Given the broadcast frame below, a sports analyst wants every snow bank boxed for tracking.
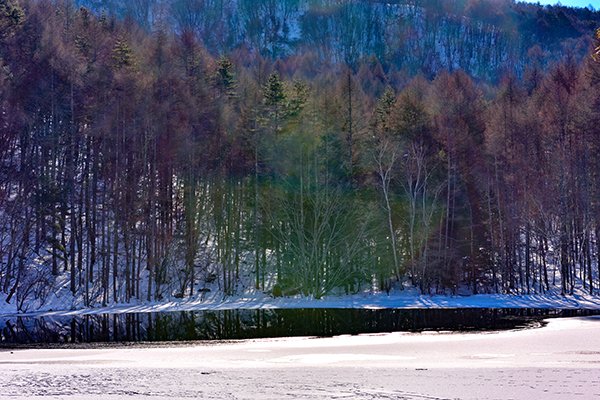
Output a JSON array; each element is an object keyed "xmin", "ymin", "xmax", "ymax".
[{"xmin": 3, "ymin": 286, "xmax": 600, "ymax": 318}]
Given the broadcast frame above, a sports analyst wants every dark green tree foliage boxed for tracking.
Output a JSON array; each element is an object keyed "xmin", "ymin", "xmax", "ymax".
[
  {"xmin": 0, "ymin": 0, "xmax": 24, "ymax": 38},
  {"xmin": 215, "ymin": 55, "xmax": 236, "ymax": 97},
  {"xmin": 112, "ymin": 37, "xmax": 134, "ymax": 69},
  {"xmin": 263, "ymin": 72, "xmax": 285, "ymax": 107},
  {"xmin": 2, "ymin": 0, "xmax": 600, "ymax": 311}
]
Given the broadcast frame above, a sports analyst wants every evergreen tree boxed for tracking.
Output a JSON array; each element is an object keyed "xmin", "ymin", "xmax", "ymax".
[{"xmin": 215, "ymin": 55, "xmax": 237, "ymax": 97}]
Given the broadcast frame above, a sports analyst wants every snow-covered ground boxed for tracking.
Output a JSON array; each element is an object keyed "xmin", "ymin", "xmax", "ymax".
[
  {"xmin": 2, "ymin": 286, "xmax": 600, "ymax": 318},
  {"xmin": 1, "ymin": 316, "xmax": 599, "ymax": 399}
]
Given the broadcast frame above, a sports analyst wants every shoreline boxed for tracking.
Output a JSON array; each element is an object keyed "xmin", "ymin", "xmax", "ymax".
[{"xmin": 3, "ymin": 290, "xmax": 600, "ymax": 318}]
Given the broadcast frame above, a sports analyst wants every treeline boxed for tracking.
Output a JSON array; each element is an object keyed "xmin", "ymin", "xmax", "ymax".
[
  {"xmin": 1, "ymin": 0, "xmax": 600, "ymax": 310},
  {"xmin": 73, "ymin": 0, "xmax": 600, "ymax": 81}
]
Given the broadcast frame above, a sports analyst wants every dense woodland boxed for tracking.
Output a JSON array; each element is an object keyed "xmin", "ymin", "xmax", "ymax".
[
  {"xmin": 75, "ymin": 0, "xmax": 600, "ymax": 80},
  {"xmin": 1, "ymin": 0, "xmax": 600, "ymax": 310}
]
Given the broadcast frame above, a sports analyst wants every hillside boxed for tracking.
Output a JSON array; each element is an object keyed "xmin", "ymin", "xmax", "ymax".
[{"xmin": 74, "ymin": 0, "xmax": 600, "ymax": 80}]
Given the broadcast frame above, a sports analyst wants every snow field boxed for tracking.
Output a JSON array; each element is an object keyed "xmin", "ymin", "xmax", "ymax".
[{"xmin": 1, "ymin": 316, "xmax": 599, "ymax": 399}]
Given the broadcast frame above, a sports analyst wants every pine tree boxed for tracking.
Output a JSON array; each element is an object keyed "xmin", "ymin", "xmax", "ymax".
[
  {"xmin": 374, "ymin": 86, "xmax": 396, "ymax": 137},
  {"xmin": 0, "ymin": 0, "xmax": 24, "ymax": 39},
  {"xmin": 112, "ymin": 37, "xmax": 135, "ymax": 70},
  {"xmin": 262, "ymin": 72, "xmax": 286, "ymax": 136},
  {"xmin": 215, "ymin": 55, "xmax": 237, "ymax": 97},
  {"xmin": 263, "ymin": 72, "xmax": 285, "ymax": 107}
]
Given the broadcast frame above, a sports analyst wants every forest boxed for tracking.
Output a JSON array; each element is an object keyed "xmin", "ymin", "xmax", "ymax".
[{"xmin": 1, "ymin": 0, "xmax": 600, "ymax": 311}]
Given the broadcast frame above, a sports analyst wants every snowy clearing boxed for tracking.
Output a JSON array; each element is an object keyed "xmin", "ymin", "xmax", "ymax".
[{"xmin": 1, "ymin": 316, "xmax": 600, "ymax": 399}]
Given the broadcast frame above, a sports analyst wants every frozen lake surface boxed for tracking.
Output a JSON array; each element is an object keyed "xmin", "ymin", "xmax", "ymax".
[{"xmin": 1, "ymin": 316, "xmax": 599, "ymax": 399}]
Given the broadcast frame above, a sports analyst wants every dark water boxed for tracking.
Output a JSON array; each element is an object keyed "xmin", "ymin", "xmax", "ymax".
[{"xmin": 1, "ymin": 308, "xmax": 599, "ymax": 347}]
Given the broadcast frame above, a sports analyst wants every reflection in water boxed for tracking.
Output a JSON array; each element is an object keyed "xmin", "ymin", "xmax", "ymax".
[{"xmin": 1, "ymin": 308, "xmax": 598, "ymax": 346}]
